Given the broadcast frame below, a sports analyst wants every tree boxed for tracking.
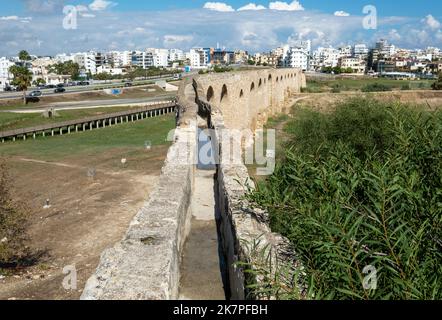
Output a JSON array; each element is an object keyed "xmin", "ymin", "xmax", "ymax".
[
  {"xmin": 48, "ymin": 61, "xmax": 80, "ymax": 80},
  {"xmin": 18, "ymin": 50, "xmax": 31, "ymax": 62},
  {"xmin": 432, "ymin": 73, "xmax": 442, "ymax": 90},
  {"xmin": 9, "ymin": 65, "xmax": 33, "ymax": 104},
  {"xmin": 33, "ymin": 78, "xmax": 46, "ymax": 87}
]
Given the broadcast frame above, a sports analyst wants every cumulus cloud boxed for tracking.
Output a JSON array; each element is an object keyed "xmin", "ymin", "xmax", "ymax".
[
  {"xmin": 203, "ymin": 2, "xmax": 235, "ymax": 12},
  {"xmin": 0, "ymin": 7, "xmax": 440, "ymax": 57},
  {"xmin": 89, "ymin": 0, "xmax": 117, "ymax": 11},
  {"xmin": 269, "ymin": 1, "xmax": 304, "ymax": 11},
  {"xmin": 334, "ymin": 11, "xmax": 350, "ymax": 17},
  {"xmin": 21, "ymin": 0, "xmax": 65, "ymax": 13},
  {"xmin": 0, "ymin": 16, "xmax": 20, "ymax": 21},
  {"xmin": 164, "ymin": 34, "xmax": 194, "ymax": 47},
  {"xmin": 238, "ymin": 3, "xmax": 267, "ymax": 11},
  {"xmin": 423, "ymin": 14, "xmax": 441, "ymax": 30}
]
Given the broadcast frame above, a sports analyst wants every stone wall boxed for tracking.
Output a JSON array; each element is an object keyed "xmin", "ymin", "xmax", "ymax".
[
  {"xmin": 80, "ymin": 69, "xmax": 305, "ymax": 300},
  {"xmin": 194, "ymin": 69, "xmax": 305, "ymax": 131},
  {"xmin": 81, "ymin": 79, "xmax": 198, "ymax": 300},
  {"xmin": 193, "ymin": 69, "xmax": 305, "ymax": 299}
]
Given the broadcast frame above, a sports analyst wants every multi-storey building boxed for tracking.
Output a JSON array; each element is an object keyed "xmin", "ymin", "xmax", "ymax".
[
  {"xmin": 0, "ymin": 57, "xmax": 14, "ymax": 89},
  {"xmin": 168, "ymin": 49, "xmax": 185, "ymax": 63},
  {"xmin": 339, "ymin": 57, "xmax": 366, "ymax": 74},
  {"xmin": 188, "ymin": 48, "xmax": 210, "ymax": 68}
]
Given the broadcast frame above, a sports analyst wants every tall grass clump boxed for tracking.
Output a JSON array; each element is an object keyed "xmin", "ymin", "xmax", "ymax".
[{"xmin": 248, "ymin": 98, "xmax": 442, "ymax": 300}]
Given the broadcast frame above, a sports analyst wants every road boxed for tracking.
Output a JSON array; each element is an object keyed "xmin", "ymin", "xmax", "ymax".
[
  {"xmin": 0, "ymin": 75, "xmax": 178, "ymax": 100},
  {"xmin": 0, "ymin": 94, "xmax": 176, "ymax": 113}
]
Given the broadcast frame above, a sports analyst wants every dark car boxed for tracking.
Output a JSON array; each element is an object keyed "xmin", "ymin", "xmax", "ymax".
[
  {"xmin": 3, "ymin": 86, "xmax": 13, "ymax": 92},
  {"xmin": 56, "ymin": 83, "xmax": 65, "ymax": 88},
  {"xmin": 45, "ymin": 84, "xmax": 56, "ymax": 89},
  {"xmin": 28, "ymin": 90, "xmax": 42, "ymax": 97},
  {"xmin": 124, "ymin": 82, "xmax": 133, "ymax": 87},
  {"xmin": 54, "ymin": 87, "xmax": 66, "ymax": 93}
]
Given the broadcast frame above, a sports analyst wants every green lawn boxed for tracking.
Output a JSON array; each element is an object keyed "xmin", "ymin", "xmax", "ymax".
[
  {"xmin": 0, "ymin": 106, "xmax": 147, "ymax": 132},
  {"xmin": 0, "ymin": 113, "xmax": 175, "ymax": 161},
  {"xmin": 305, "ymin": 77, "xmax": 434, "ymax": 93}
]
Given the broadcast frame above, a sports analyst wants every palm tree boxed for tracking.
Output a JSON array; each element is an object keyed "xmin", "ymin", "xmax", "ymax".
[
  {"xmin": 9, "ymin": 65, "xmax": 33, "ymax": 104},
  {"xmin": 18, "ymin": 50, "xmax": 31, "ymax": 63}
]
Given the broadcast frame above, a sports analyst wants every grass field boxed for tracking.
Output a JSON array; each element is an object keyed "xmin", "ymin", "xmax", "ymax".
[
  {"xmin": 0, "ymin": 106, "xmax": 152, "ymax": 132},
  {"xmin": 0, "ymin": 113, "xmax": 175, "ymax": 161},
  {"xmin": 0, "ymin": 112, "xmax": 176, "ymax": 299},
  {"xmin": 305, "ymin": 77, "xmax": 434, "ymax": 93}
]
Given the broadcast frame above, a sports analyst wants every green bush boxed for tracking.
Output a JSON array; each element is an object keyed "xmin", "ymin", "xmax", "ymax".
[
  {"xmin": 248, "ymin": 98, "xmax": 442, "ymax": 300},
  {"xmin": 432, "ymin": 73, "xmax": 442, "ymax": 90},
  {"xmin": 361, "ymin": 83, "xmax": 392, "ymax": 92},
  {"xmin": 401, "ymin": 83, "xmax": 411, "ymax": 90}
]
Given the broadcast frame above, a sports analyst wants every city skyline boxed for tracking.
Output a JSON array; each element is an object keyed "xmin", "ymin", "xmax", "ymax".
[{"xmin": 0, "ymin": 1, "xmax": 441, "ymax": 56}]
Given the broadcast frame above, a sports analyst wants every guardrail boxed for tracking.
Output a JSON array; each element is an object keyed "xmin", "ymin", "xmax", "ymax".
[{"xmin": 0, "ymin": 100, "xmax": 177, "ymax": 143}]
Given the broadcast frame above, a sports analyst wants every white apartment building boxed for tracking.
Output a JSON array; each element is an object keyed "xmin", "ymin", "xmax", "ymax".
[
  {"xmin": 168, "ymin": 49, "xmax": 185, "ymax": 62},
  {"xmin": 131, "ymin": 49, "xmax": 169, "ymax": 69},
  {"xmin": 283, "ymin": 47, "xmax": 310, "ymax": 70},
  {"xmin": 74, "ymin": 52, "xmax": 98, "ymax": 74},
  {"xmin": 339, "ymin": 45, "xmax": 353, "ymax": 58},
  {"xmin": 0, "ymin": 57, "xmax": 14, "ymax": 89},
  {"xmin": 188, "ymin": 48, "xmax": 209, "ymax": 68},
  {"xmin": 339, "ymin": 57, "xmax": 366, "ymax": 74},
  {"xmin": 353, "ymin": 44, "xmax": 369, "ymax": 57},
  {"xmin": 282, "ymin": 41, "xmax": 311, "ymax": 70},
  {"xmin": 312, "ymin": 46, "xmax": 340, "ymax": 69},
  {"xmin": 55, "ymin": 53, "xmax": 75, "ymax": 63},
  {"xmin": 149, "ymin": 48, "xmax": 169, "ymax": 68}
]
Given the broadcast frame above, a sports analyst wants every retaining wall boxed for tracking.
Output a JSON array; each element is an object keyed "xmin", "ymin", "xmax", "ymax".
[{"xmin": 81, "ymin": 79, "xmax": 198, "ymax": 300}]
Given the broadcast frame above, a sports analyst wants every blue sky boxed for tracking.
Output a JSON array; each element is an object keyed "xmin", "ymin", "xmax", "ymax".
[{"xmin": 0, "ymin": 1, "xmax": 441, "ymax": 56}]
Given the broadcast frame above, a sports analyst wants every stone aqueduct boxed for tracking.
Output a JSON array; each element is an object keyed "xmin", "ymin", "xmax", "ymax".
[
  {"xmin": 81, "ymin": 69, "xmax": 306, "ymax": 300},
  {"xmin": 194, "ymin": 69, "xmax": 306, "ymax": 131}
]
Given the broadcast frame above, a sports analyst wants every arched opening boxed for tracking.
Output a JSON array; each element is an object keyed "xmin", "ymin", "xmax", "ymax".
[
  {"xmin": 239, "ymin": 89, "xmax": 244, "ymax": 98},
  {"xmin": 220, "ymin": 84, "xmax": 228, "ymax": 102},
  {"xmin": 207, "ymin": 86, "xmax": 214, "ymax": 102},
  {"xmin": 268, "ymin": 74, "xmax": 272, "ymax": 81},
  {"xmin": 250, "ymin": 82, "xmax": 255, "ymax": 91},
  {"xmin": 276, "ymin": 77, "xmax": 279, "ymax": 82},
  {"xmin": 258, "ymin": 79, "xmax": 262, "ymax": 87}
]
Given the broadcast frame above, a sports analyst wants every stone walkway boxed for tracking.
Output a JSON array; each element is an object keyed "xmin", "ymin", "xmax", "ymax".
[{"xmin": 179, "ymin": 169, "xmax": 226, "ymax": 300}]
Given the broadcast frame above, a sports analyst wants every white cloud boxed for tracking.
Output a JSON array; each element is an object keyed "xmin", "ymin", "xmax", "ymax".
[
  {"xmin": 0, "ymin": 16, "xmax": 20, "ymax": 21},
  {"xmin": 203, "ymin": 2, "xmax": 235, "ymax": 12},
  {"xmin": 423, "ymin": 14, "xmax": 440, "ymax": 30},
  {"xmin": 89, "ymin": 0, "xmax": 117, "ymax": 11},
  {"xmin": 269, "ymin": 1, "xmax": 304, "ymax": 11},
  {"xmin": 164, "ymin": 34, "xmax": 194, "ymax": 47},
  {"xmin": 334, "ymin": 11, "xmax": 350, "ymax": 17},
  {"xmin": 238, "ymin": 3, "xmax": 266, "ymax": 11}
]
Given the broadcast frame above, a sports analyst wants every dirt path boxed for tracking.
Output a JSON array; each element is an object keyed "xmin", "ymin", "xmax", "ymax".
[{"xmin": 0, "ymin": 153, "xmax": 165, "ymax": 300}]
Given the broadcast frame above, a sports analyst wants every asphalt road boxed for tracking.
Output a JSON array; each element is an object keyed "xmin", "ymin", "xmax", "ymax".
[
  {"xmin": 0, "ymin": 94, "xmax": 176, "ymax": 113},
  {"xmin": 0, "ymin": 75, "xmax": 178, "ymax": 100}
]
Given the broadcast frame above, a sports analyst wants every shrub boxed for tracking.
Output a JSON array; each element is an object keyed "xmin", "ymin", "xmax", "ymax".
[
  {"xmin": 432, "ymin": 73, "xmax": 442, "ymax": 90},
  {"xmin": 248, "ymin": 98, "xmax": 442, "ymax": 300},
  {"xmin": 331, "ymin": 84, "xmax": 342, "ymax": 93},
  {"xmin": 401, "ymin": 83, "xmax": 411, "ymax": 90},
  {"xmin": 361, "ymin": 83, "xmax": 392, "ymax": 92},
  {"xmin": 0, "ymin": 160, "xmax": 32, "ymax": 268}
]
